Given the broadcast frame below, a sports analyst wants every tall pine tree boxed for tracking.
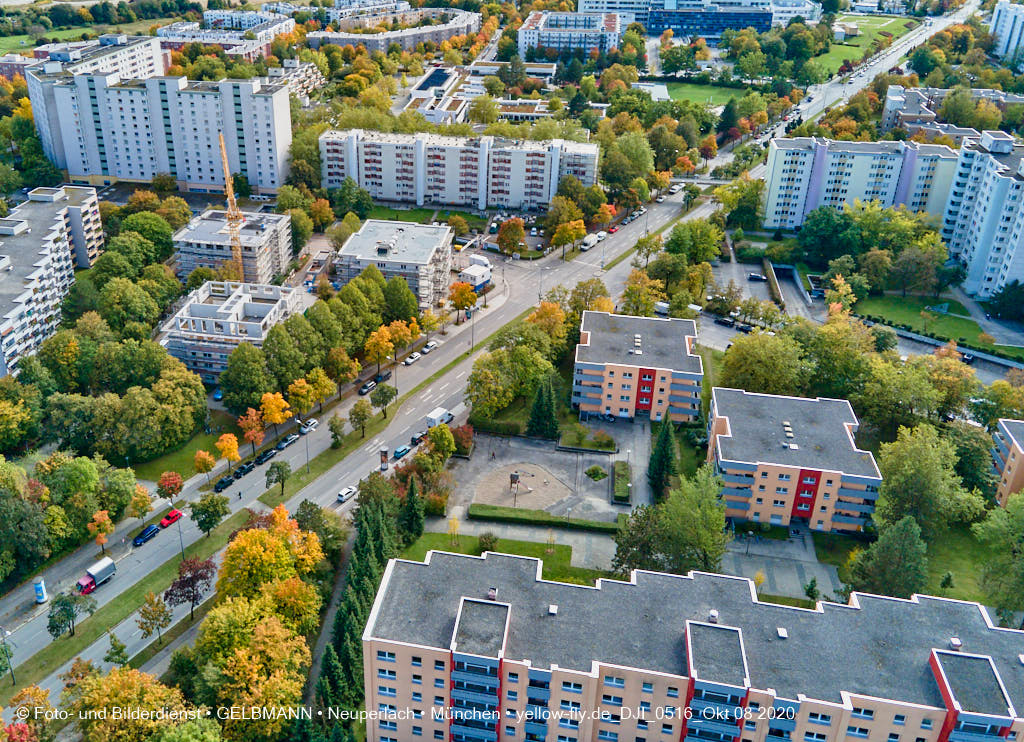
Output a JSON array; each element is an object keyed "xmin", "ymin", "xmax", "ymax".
[
  {"xmin": 397, "ymin": 476, "xmax": 425, "ymax": 544},
  {"xmin": 648, "ymin": 421, "xmax": 679, "ymax": 501},
  {"xmin": 526, "ymin": 378, "xmax": 559, "ymax": 439}
]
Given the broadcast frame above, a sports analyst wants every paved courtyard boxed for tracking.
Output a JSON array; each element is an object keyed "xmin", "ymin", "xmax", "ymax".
[{"xmin": 722, "ymin": 526, "xmax": 844, "ymax": 599}]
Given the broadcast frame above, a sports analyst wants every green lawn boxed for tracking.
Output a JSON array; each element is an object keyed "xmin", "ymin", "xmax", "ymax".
[
  {"xmin": 816, "ymin": 15, "xmax": 918, "ymax": 74},
  {"xmin": 665, "ymin": 82, "xmax": 743, "ymax": 106},
  {"xmin": 0, "ymin": 18, "xmax": 181, "ymax": 55},
  {"xmin": 131, "ymin": 410, "xmax": 242, "ymax": 482},
  {"xmin": 401, "ymin": 532, "xmax": 610, "ymax": 586},
  {"xmin": 365, "ymin": 206, "xmax": 438, "ymax": 223},
  {"xmin": 812, "ymin": 531, "xmax": 858, "ymax": 583},
  {"xmin": 855, "ymin": 295, "xmax": 983, "ymax": 341},
  {"xmin": 439, "ymin": 209, "xmax": 487, "ymax": 230}
]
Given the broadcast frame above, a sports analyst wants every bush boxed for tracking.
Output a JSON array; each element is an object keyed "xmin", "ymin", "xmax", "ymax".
[
  {"xmin": 452, "ymin": 424, "xmax": 474, "ymax": 455},
  {"xmin": 766, "ymin": 240, "xmax": 796, "ymax": 262},
  {"xmin": 569, "ymin": 422, "xmax": 588, "ymax": 446},
  {"xmin": 467, "ymin": 415, "xmax": 522, "ymax": 436},
  {"xmin": 466, "ymin": 504, "xmax": 619, "ymax": 533},
  {"xmin": 735, "ymin": 244, "xmax": 765, "ymax": 263},
  {"xmin": 478, "ymin": 531, "xmax": 499, "ymax": 554},
  {"xmin": 613, "ymin": 461, "xmax": 631, "ymax": 503},
  {"xmin": 592, "ymin": 430, "xmax": 614, "ymax": 449},
  {"xmin": 773, "ymin": 229, "xmax": 784, "ymax": 241},
  {"xmin": 585, "ymin": 465, "xmax": 607, "ymax": 481},
  {"xmin": 424, "ymin": 493, "xmax": 448, "ymax": 517}
]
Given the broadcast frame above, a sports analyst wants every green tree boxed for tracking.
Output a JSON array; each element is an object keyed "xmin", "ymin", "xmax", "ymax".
[
  {"xmin": 219, "ymin": 342, "xmax": 272, "ymax": 414},
  {"xmin": 47, "ymin": 592, "xmax": 97, "ymax": 638},
  {"xmin": 648, "ymin": 422, "xmax": 678, "ymax": 502},
  {"xmin": 266, "ymin": 460, "xmax": 292, "ymax": 499},
  {"xmin": 720, "ymin": 333, "xmax": 807, "ymax": 395},
  {"xmin": 189, "ymin": 493, "xmax": 230, "ymax": 538},
  {"xmin": 713, "ymin": 174, "xmax": 763, "ymax": 229},
  {"xmin": 288, "ymin": 208, "xmax": 314, "ymax": 251},
  {"xmin": 382, "ymin": 276, "xmax": 418, "ymax": 323},
  {"xmin": 397, "ymin": 475, "xmax": 424, "ymax": 545},
  {"xmin": 972, "ymin": 493, "xmax": 1024, "ymax": 627},
  {"xmin": 104, "ymin": 632, "xmax": 129, "ymax": 667},
  {"xmin": 349, "ymin": 399, "xmax": 373, "ymax": 438},
  {"xmin": 849, "ymin": 516, "xmax": 928, "ymax": 599},
  {"xmin": 370, "ymin": 384, "xmax": 398, "ymax": 419},
  {"xmin": 121, "ymin": 212, "xmax": 174, "ymax": 260},
  {"xmin": 525, "ymin": 378, "xmax": 558, "ymax": 439},
  {"xmin": 263, "ymin": 324, "xmax": 305, "ymax": 391},
  {"xmin": 943, "ymin": 420, "xmax": 998, "ymax": 503}
]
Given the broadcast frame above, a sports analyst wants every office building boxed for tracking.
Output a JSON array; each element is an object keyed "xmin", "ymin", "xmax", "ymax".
[
  {"xmin": 173, "ymin": 209, "xmax": 292, "ymax": 285},
  {"xmin": 991, "ymin": 1, "xmax": 1024, "ymax": 66},
  {"xmin": 762, "ymin": 136, "xmax": 958, "ymax": 229},
  {"xmin": 708, "ymin": 387, "xmax": 882, "ymax": 532},
  {"xmin": 882, "ymin": 85, "xmax": 1024, "ymax": 132},
  {"xmin": 363, "ymin": 550, "xmax": 1024, "ymax": 742},
  {"xmin": 771, "ymin": 0, "xmax": 821, "ymax": 23},
  {"xmin": 160, "ymin": 281, "xmax": 300, "ymax": 383},
  {"xmin": 571, "ymin": 311, "xmax": 703, "ymax": 422},
  {"xmin": 517, "ymin": 12, "xmax": 622, "ymax": 54},
  {"xmin": 320, "ymin": 129, "xmax": 600, "ymax": 211},
  {"xmin": 334, "ymin": 220, "xmax": 453, "ymax": 308},
  {"xmin": 991, "ymin": 418, "xmax": 1024, "ymax": 507},
  {"xmin": 0, "ymin": 186, "xmax": 105, "ymax": 376},
  {"xmin": 648, "ymin": 0, "xmax": 773, "ymax": 40},
  {"xmin": 941, "ymin": 131, "xmax": 1024, "ymax": 298},
  {"xmin": 307, "ymin": 8, "xmax": 481, "ymax": 52}
]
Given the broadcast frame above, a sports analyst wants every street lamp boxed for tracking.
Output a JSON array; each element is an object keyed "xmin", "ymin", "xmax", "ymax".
[
  {"xmin": 175, "ymin": 517, "xmax": 185, "ymax": 561},
  {"xmin": 0, "ymin": 628, "xmax": 15, "ymax": 685},
  {"xmin": 304, "ymin": 430, "xmax": 311, "ymax": 475}
]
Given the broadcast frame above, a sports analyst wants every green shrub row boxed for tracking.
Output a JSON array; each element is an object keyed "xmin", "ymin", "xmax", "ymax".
[
  {"xmin": 855, "ymin": 313, "xmax": 1024, "ymax": 364},
  {"xmin": 467, "ymin": 415, "xmax": 523, "ymax": 436},
  {"xmin": 466, "ymin": 504, "xmax": 620, "ymax": 533},
  {"xmin": 763, "ymin": 258, "xmax": 786, "ymax": 311},
  {"xmin": 613, "ymin": 461, "xmax": 631, "ymax": 503}
]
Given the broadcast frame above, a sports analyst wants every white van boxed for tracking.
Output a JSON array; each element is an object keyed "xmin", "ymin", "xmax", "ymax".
[
  {"xmin": 596, "ymin": 231, "xmax": 608, "ymax": 241},
  {"xmin": 581, "ymin": 233, "xmax": 598, "ymax": 251}
]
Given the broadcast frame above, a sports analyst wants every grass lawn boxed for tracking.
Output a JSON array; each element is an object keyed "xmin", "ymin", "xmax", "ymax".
[
  {"xmin": 439, "ymin": 209, "xmax": 487, "ymax": 230},
  {"xmin": 365, "ymin": 206, "xmax": 437, "ymax": 223},
  {"xmin": 854, "ymin": 295, "xmax": 988, "ymax": 345},
  {"xmin": 401, "ymin": 532, "xmax": 610, "ymax": 586},
  {"xmin": 131, "ymin": 410, "xmax": 241, "ymax": 482},
  {"xmin": 812, "ymin": 531, "xmax": 858, "ymax": 583},
  {"xmin": 0, "ymin": 18, "xmax": 181, "ymax": 55},
  {"xmin": 816, "ymin": 15, "xmax": 918, "ymax": 74},
  {"xmin": 697, "ymin": 345, "xmax": 725, "ymax": 422},
  {"xmin": 665, "ymin": 82, "xmax": 743, "ymax": 106},
  {"xmin": 0, "ymin": 508, "xmax": 249, "ymax": 708}
]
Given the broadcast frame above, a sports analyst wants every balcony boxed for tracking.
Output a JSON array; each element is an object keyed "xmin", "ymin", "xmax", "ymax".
[
  {"xmin": 452, "ymin": 670, "xmax": 498, "ymax": 688},
  {"xmin": 451, "ymin": 687, "xmax": 499, "ymax": 706},
  {"xmin": 834, "ymin": 500, "xmax": 874, "ymax": 514},
  {"xmin": 689, "ymin": 699, "xmax": 742, "ymax": 721},
  {"xmin": 688, "ymin": 716, "xmax": 742, "ymax": 738},
  {"xmin": 837, "ymin": 487, "xmax": 878, "ymax": 501},
  {"xmin": 721, "ymin": 486, "xmax": 751, "ymax": 497},
  {"xmin": 950, "ymin": 730, "xmax": 1005, "ymax": 742},
  {"xmin": 832, "ymin": 514, "xmax": 867, "ymax": 526},
  {"xmin": 450, "ymin": 722, "xmax": 498, "ymax": 742},
  {"xmin": 721, "ymin": 473, "xmax": 753, "ymax": 485}
]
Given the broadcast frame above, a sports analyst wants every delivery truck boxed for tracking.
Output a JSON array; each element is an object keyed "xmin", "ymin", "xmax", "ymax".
[
  {"xmin": 425, "ymin": 407, "xmax": 454, "ymax": 428},
  {"xmin": 77, "ymin": 556, "xmax": 116, "ymax": 594}
]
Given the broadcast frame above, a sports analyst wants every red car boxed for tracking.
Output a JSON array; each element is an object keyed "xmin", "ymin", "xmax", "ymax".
[
  {"xmin": 609, "ymin": 226, "xmax": 619, "ymax": 233},
  {"xmin": 159, "ymin": 509, "xmax": 183, "ymax": 528}
]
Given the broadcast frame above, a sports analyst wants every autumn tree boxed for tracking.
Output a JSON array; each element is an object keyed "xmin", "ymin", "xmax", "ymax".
[
  {"xmin": 287, "ymin": 377, "xmax": 315, "ymax": 421},
  {"xmin": 325, "ymin": 347, "xmax": 361, "ymax": 391},
  {"xmin": 156, "ymin": 471, "xmax": 183, "ymax": 501},
  {"xmin": 68, "ymin": 667, "xmax": 188, "ymax": 742},
  {"xmin": 497, "ymin": 218, "xmax": 525, "ymax": 255},
  {"xmin": 552, "ymin": 219, "xmax": 586, "ymax": 260},
  {"xmin": 137, "ymin": 591, "xmax": 171, "ymax": 644},
  {"xmin": 189, "ymin": 492, "xmax": 230, "ymax": 537},
  {"xmin": 193, "ymin": 449, "xmax": 216, "ymax": 484},
  {"xmin": 87, "ymin": 510, "xmax": 114, "ymax": 554},
  {"xmin": 164, "ymin": 557, "xmax": 216, "ymax": 621},
  {"xmin": 237, "ymin": 407, "xmax": 265, "ymax": 456},
  {"xmin": 449, "ymin": 282, "xmax": 478, "ymax": 322},
  {"xmin": 621, "ymin": 269, "xmax": 667, "ymax": 316},
  {"xmin": 126, "ymin": 484, "xmax": 152, "ymax": 524},
  {"xmin": 103, "ymin": 632, "xmax": 129, "ymax": 667},
  {"xmin": 363, "ymin": 326, "xmax": 394, "ymax": 375},
  {"xmin": 260, "ymin": 391, "xmax": 292, "ymax": 436},
  {"xmin": 215, "ymin": 433, "xmax": 240, "ymax": 473}
]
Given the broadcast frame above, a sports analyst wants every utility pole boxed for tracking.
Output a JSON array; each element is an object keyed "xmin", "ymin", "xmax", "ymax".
[{"xmin": 0, "ymin": 628, "xmax": 15, "ymax": 685}]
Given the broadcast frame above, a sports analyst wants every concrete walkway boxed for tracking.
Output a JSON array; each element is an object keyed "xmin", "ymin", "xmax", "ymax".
[{"xmin": 950, "ymin": 286, "xmax": 1024, "ymax": 347}]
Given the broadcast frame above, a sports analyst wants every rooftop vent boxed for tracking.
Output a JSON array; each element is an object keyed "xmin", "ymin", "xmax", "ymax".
[
  {"xmin": 1018, "ymin": 654, "xmax": 1024, "ymax": 666},
  {"xmin": 708, "ymin": 609, "xmax": 719, "ymax": 624},
  {"xmin": 487, "ymin": 587, "xmax": 497, "ymax": 601},
  {"xmin": 777, "ymin": 627, "xmax": 788, "ymax": 639},
  {"xmin": 949, "ymin": 637, "xmax": 962, "ymax": 651},
  {"xmin": 786, "ymin": 432, "xmax": 795, "ymax": 439},
  {"xmin": 548, "ymin": 604, "xmax": 558, "ymax": 616},
  {"xmin": 789, "ymin": 443, "xmax": 799, "ymax": 450},
  {"xmin": 782, "ymin": 420, "xmax": 791, "ymax": 426}
]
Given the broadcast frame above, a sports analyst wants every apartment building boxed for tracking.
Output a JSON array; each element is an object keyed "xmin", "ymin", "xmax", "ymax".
[
  {"xmin": 265, "ymin": 58, "xmax": 326, "ymax": 99},
  {"xmin": 940, "ymin": 130, "xmax": 1024, "ymax": 299},
  {"xmin": 647, "ymin": 0, "xmax": 774, "ymax": 40},
  {"xmin": 320, "ymin": 129, "xmax": 600, "ymax": 211},
  {"xmin": 363, "ymin": 550, "xmax": 1024, "ymax": 742},
  {"xmin": 762, "ymin": 137, "xmax": 958, "ymax": 229},
  {"xmin": 263, "ymin": 0, "xmax": 413, "ymax": 23},
  {"xmin": 571, "ymin": 311, "xmax": 703, "ymax": 422},
  {"xmin": 991, "ymin": 0, "xmax": 1024, "ymax": 66},
  {"xmin": 26, "ymin": 34, "xmax": 291, "ymax": 194},
  {"xmin": 155, "ymin": 12, "xmax": 295, "ymax": 60},
  {"xmin": 517, "ymin": 12, "xmax": 622, "ymax": 54},
  {"xmin": 881, "ymin": 85, "xmax": 1024, "ymax": 132},
  {"xmin": 0, "ymin": 186, "xmax": 104, "ymax": 375},
  {"xmin": 708, "ymin": 387, "xmax": 882, "ymax": 532},
  {"xmin": 160, "ymin": 281, "xmax": 300, "ymax": 383},
  {"xmin": 990, "ymin": 418, "xmax": 1024, "ymax": 507},
  {"xmin": 770, "ymin": 0, "xmax": 822, "ymax": 24},
  {"xmin": 173, "ymin": 209, "xmax": 292, "ymax": 285},
  {"xmin": 0, "ymin": 53, "xmax": 36, "ymax": 80},
  {"xmin": 334, "ymin": 220, "xmax": 454, "ymax": 308},
  {"xmin": 307, "ymin": 8, "xmax": 481, "ymax": 52}
]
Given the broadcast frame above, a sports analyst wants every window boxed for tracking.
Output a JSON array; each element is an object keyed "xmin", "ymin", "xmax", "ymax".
[
  {"xmin": 638, "ymin": 721, "xmax": 649, "ymax": 731},
  {"xmin": 413, "ymin": 727, "xmax": 423, "ymax": 736},
  {"xmin": 602, "ymin": 712, "xmax": 621, "ymax": 725},
  {"xmin": 413, "ymin": 675, "xmax": 422, "ymax": 685},
  {"xmin": 605, "ymin": 676, "xmax": 625, "ymax": 688},
  {"xmin": 379, "ymin": 721, "xmax": 397, "ymax": 731},
  {"xmin": 603, "ymin": 695, "xmax": 623, "ymax": 706},
  {"xmin": 506, "ymin": 727, "xmax": 516, "ymax": 737},
  {"xmin": 412, "ymin": 656, "xmax": 422, "ymax": 667},
  {"xmin": 378, "ymin": 669, "xmax": 396, "ymax": 679},
  {"xmin": 434, "ymin": 679, "xmax": 444, "ymax": 688},
  {"xmin": 642, "ymin": 682, "xmax": 654, "ymax": 694},
  {"xmin": 563, "ymin": 681, "xmax": 583, "ymax": 693},
  {"xmin": 774, "ymin": 500, "xmax": 786, "ymax": 507},
  {"xmin": 434, "ymin": 696, "xmax": 444, "ymax": 706},
  {"xmin": 805, "ymin": 734, "xmax": 827, "ymax": 742},
  {"xmin": 378, "ymin": 686, "xmax": 396, "ymax": 697},
  {"xmin": 412, "ymin": 693, "xmax": 422, "ymax": 702},
  {"xmin": 435, "ymin": 660, "xmax": 445, "ymax": 671},
  {"xmin": 640, "ymin": 702, "xmax": 651, "ymax": 712},
  {"xmin": 894, "ymin": 716, "xmax": 905, "ymax": 727},
  {"xmin": 921, "ymin": 721, "xmax": 933, "ymax": 731},
  {"xmin": 434, "ymin": 732, "xmax": 444, "ymax": 740},
  {"xmin": 808, "ymin": 713, "xmax": 831, "ymax": 726},
  {"xmin": 888, "ymin": 735, "xmax": 900, "ymax": 742},
  {"xmin": 852, "ymin": 709, "xmax": 874, "ymax": 721},
  {"xmin": 508, "ymin": 690, "xmax": 518, "ymax": 701},
  {"xmin": 598, "ymin": 732, "xmax": 619, "ymax": 742},
  {"xmin": 558, "ymin": 737, "xmax": 578, "ymax": 742},
  {"xmin": 378, "ymin": 651, "xmax": 396, "ymax": 662},
  {"xmin": 667, "ymin": 687, "xmax": 679, "ymax": 698},
  {"xmin": 560, "ymin": 719, "xmax": 580, "ymax": 730},
  {"xmin": 414, "ymin": 710, "xmax": 422, "ymax": 719},
  {"xmin": 847, "ymin": 728, "xmax": 869, "ymax": 738},
  {"xmin": 508, "ymin": 673, "xmax": 519, "ymax": 683},
  {"xmin": 662, "ymin": 725, "xmax": 673, "ymax": 735},
  {"xmin": 561, "ymin": 700, "xmax": 581, "ymax": 711}
]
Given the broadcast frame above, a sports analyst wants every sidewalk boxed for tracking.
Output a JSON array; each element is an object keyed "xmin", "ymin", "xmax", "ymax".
[{"xmin": 950, "ymin": 286, "xmax": 1024, "ymax": 347}]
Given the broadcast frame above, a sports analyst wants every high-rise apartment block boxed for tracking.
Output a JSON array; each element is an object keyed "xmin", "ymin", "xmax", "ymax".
[
  {"xmin": 320, "ymin": 129, "xmax": 600, "ymax": 211},
  {"xmin": 762, "ymin": 137, "xmax": 958, "ymax": 229},
  {"xmin": 160, "ymin": 281, "xmax": 300, "ymax": 383},
  {"xmin": 26, "ymin": 34, "xmax": 291, "ymax": 194},
  {"xmin": 517, "ymin": 12, "xmax": 622, "ymax": 54},
  {"xmin": 708, "ymin": 387, "xmax": 882, "ymax": 532},
  {"xmin": 991, "ymin": 418, "xmax": 1024, "ymax": 507},
  {"xmin": 571, "ymin": 311, "xmax": 703, "ymax": 422},
  {"xmin": 991, "ymin": 1, "xmax": 1024, "ymax": 66},
  {"xmin": 363, "ymin": 550, "xmax": 1024, "ymax": 742},
  {"xmin": 334, "ymin": 220, "xmax": 454, "ymax": 308},
  {"xmin": 173, "ymin": 209, "xmax": 292, "ymax": 285},
  {"xmin": 0, "ymin": 186, "xmax": 103, "ymax": 376}
]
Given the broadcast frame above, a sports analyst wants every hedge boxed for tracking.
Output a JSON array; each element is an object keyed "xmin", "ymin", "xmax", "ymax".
[
  {"xmin": 467, "ymin": 415, "xmax": 523, "ymax": 436},
  {"xmin": 855, "ymin": 313, "xmax": 1024, "ymax": 365},
  {"xmin": 613, "ymin": 461, "xmax": 631, "ymax": 503},
  {"xmin": 467, "ymin": 504, "xmax": 621, "ymax": 533},
  {"xmin": 763, "ymin": 258, "xmax": 786, "ymax": 311}
]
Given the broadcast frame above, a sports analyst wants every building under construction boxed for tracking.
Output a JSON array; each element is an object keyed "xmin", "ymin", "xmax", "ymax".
[{"xmin": 172, "ymin": 208, "xmax": 292, "ymax": 285}]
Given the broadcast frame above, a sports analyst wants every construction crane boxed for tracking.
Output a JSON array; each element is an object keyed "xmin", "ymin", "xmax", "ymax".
[{"xmin": 219, "ymin": 131, "xmax": 245, "ymax": 281}]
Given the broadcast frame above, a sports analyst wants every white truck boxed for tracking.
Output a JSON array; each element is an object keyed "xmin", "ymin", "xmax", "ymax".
[
  {"xmin": 469, "ymin": 254, "xmax": 491, "ymax": 269},
  {"xmin": 425, "ymin": 407, "xmax": 454, "ymax": 428}
]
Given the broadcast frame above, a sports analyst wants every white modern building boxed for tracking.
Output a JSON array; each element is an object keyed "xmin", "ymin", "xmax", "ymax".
[
  {"xmin": 763, "ymin": 137, "xmax": 958, "ymax": 230},
  {"xmin": 27, "ymin": 35, "xmax": 291, "ymax": 194},
  {"xmin": 941, "ymin": 131, "xmax": 1024, "ymax": 299},
  {"xmin": 320, "ymin": 129, "xmax": 600, "ymax": 211},
  {"xmin": 307, "ymin": 8, "xmax": 481, "ymax": 52},
  {"xmin": 263, "ymin": 0, "xmax": 412, "ymax": 22},
  {"xmin": 577, "ymin": 0, "xmax": 817, "ymax": 28},
  {"xmin": 770, "ymin": 0, "xmax": 822, "ymax": 24},
  {"xmin": 991, "ymin": 0, "xmax": 1024, "ymax": 66},
  {"xmin": 160, "ymin": 281, "xmax": 300, "ymax": 383},
  {"xmin": 882, "ymin": 85, "xmax": 1024, "ymax": 132},
  {"xmin": 334, "ymin": 220, "xmax": 453, "ymax": 308},
  {"xmin": 173, "ymin": 209, "xmax": 293, "ymax": 285},
  {"xmin": 155, "ymin": 11, "xmax": 295, "ymax": 60},
  {"xmin": 517, "ymin": 11, "xmax": 622, "ymax": 54},
  {"xmin": 0, "ymin": 186, "xmax": 105, "ymax": 375},
  {"xmin": 265, "ymin": 58, "xmax": 326, "ymax": 100},
  {"xmin": 576, "ymin": 0, "xmax": 650, "ymax": 25}
]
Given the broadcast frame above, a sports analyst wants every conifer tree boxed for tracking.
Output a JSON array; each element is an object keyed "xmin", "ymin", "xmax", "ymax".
[
  {"xmin": 648, "ymin": 421, "xmax": 679, "ymax": 501},
  {"xmin": 397, "ymin": 476, "xmax": 425, "ymax": 544}
]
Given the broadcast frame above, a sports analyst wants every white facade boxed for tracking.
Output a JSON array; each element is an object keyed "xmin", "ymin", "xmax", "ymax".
[
  {"xmin": 763, "ymin": 137, "xmax": 958, "ymax": 229},
  {"xmin": 173, "ymin": 209, "xmax": 292, "ymax": 284},
  {"xmin": 160, "ymin": 281, "xmax": 300, "ymax": 383},
  {"xmin": 881, "ymin": 85, "xmax": 1024, "ymax": 131},
  {"xmin": 517, "ymin": 11, "xmax": 622, "ymax": 54},
  {"xmin": 770, "ymin": 0, "xmax": 822, "ymax": 24},
  {"xmin": 941, "ymin": 131, "xmax": 1024, "ymax": 299},
  {"xmin": 577, "ymin": 0, "xmax": 649, "ymax": 26},
  {"xmin": 0, "ymin": 187, "xmax": 104, "ymax": 375},
  {"xmin": 307, "ymin": 8, "xmax": 481, "ymax": 52},
  {"xmin": 320, "ymin": 129, "xmax": 600, "ymax": 211},
  {"xmin": 991, "ymin": 1, "xmax": 1024, "ymax": 65}
]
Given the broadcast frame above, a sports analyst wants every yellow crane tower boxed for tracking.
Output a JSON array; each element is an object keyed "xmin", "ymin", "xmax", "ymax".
[{"xmin": 219, "ymin": 132, "xmax": 245, "ymax": 281}]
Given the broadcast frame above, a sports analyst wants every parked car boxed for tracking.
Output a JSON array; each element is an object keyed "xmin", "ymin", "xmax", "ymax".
[
  {"xmin": 602, "ymin": 413, "xmax": 616, "ymax": 423},
  {"xmin": 212, "ymin": 388, "xmax": 223, "ymax": 401},
  {"xmin": 276, "ymin": 433, "xmax": 300, "ymax": 450},
  {"xmin": 714, "ymin": 316, "xmax": 736, "ymax": 327},
  {"xmin": 411, "ymin": 430, "xmax": 427, "ymax": 445},
  {"xmin": 255, "ymin": 448, "xmax": 277, "ymax": 465},
  {"xmin": 359, "ymin": 379, "xmax": 377, "ymax": 395},
  {"xmin": 393, "ymin": 445, "xmax": 412, "ymax": 460},
  {"xmin": 736, "ymin": 323, "xmax": 754, "ymax": 334},
  {"xmin": 337, "ymin": 486, "xmax": 357, "ymax": 504},
  {"xmin": 404, "ymin": 352, "xmax": 421, "ymax": 365},
  {"xmin": 608, "ymin": 226, "xmax": 619, "ymax": 233},
  {"xmin": 961, "ymin": 353, "xmax": 976, "ymax": 365},
  {"xmin": 299, "ymin": 418, "xmax": 319, "ymax": 435},
  {"xmin": 530, "ymin": 227, "xmax": 538, "ymax": 236},
  {"xmin": 422, "ymin": 340, "xmax": 439, "ymax": 354},
  {"xmin": 374, "ymin": 369, "xmax": 392, "ymax": 384},
  {"xmin": 596, "ymin": 231, "xmax": 607, "ymax": 241},
  {"xmin": 214, "ymin": 475, "xmax": 234, "ymax": 492},
  {"xmin": 748, "ymin": 273, "xmax": 768, "ymax": 282},
  {"xmin": 233, "ymin": 461, "xmax": 256, "ymax": 479},
  {"xmin": 160, "ymin": 509, "xmax": 183, "ymax": 528},
  {"xmin": 656, "ymin": 195, "xmax": 666, "ymax": 203},
  {"xmin": 132, "ymin": 525, "xmax": 160, "ymax": 547}
]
